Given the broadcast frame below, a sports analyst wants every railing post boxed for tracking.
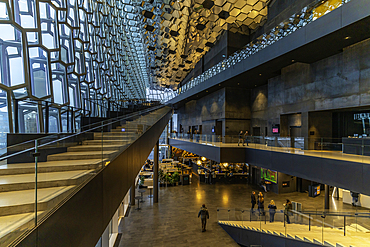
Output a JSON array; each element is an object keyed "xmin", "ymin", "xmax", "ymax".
[
  {"xmin": 344, "ymin": 215, "xmax": 346, "ymax": 236},
  {"xmin": 309, "ymin": 213, "xmax": 311, "ymax": 231}
]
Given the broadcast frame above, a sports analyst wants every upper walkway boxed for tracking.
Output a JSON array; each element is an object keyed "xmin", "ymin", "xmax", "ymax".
[{"xmin": 169, "ymin": 134, "xmax": 370, "ymax": 195}]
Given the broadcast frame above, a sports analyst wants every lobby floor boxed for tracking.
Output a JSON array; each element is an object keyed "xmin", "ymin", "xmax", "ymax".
[{"xmin": 118, "ymin": 176, "xmax": 368, "ymax": 247}]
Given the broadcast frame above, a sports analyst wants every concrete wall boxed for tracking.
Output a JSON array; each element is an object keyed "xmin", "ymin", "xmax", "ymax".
[
  {"xmin": 177, "ymin": 88, "xmax": 225, "ymax": 134},
  {"xmin": 250, "ymin": 38, "xmax": 370, "ymax": 138},
  {"xmin": 177, "ymin": 87, "xmax": 251, "ymax": 136}
]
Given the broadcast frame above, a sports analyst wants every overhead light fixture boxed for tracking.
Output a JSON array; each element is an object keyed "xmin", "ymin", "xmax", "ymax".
[
  {"xmin": 292, "ymin": 59, "xmax": 295, "ymax": 62},
  {"xmin": 259, "ymin": 74, "xmax": 262, "ymax": 76},
  {"xmin": 344, "ymin": 36, "xmax": 351, "ymax": 40}
]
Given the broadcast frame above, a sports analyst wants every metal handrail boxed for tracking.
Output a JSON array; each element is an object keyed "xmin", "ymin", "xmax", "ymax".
[{"xmin": 0, "ymin": 105, "xmax": 167, "ymax": 162}]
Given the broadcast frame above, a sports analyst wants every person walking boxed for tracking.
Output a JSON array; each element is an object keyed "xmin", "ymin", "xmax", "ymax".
[
  {"xmin": 238, "ymin": 131, "xmax": 243, "ymax": 146},
  {"xmin": 268, "ymin": 200, "xmax": 277, "ymax": 222},
  {"xmin": 257, "ymin": 192, "xmax": 265, "ymax": 216},
  {"xmin": 243, "ymin": 130, "xmax": 249, "ymax": 146},
  {"xmin": 284, "ymin": 199, "xmax": 292, "ymax": 224},
  {"xmin": 211, "ymin": 170, "xmax": 216, "ymax": 184},
  {"xmin": 204, "ymin": 170, "xmax": 208, "ymax": 184},
  {"xmin": 198, "ymin": 204, "xmax": 209, "ymax": 232},
  {"xmin": 251, "ymin": 191, "xmax": 256, "ymax": 212}
]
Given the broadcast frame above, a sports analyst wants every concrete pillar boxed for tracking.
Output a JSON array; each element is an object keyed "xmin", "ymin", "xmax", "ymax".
[
  {"xmin": 154, "ymin": 140, "xmax": 159, "ymax": 203},
  {"xmin": 130, "ymin": 184, "xmax": 135, "ymax": 206},
  {"xmin": 301, "ymin": 111, "xmax": 309, "ymax": 150},
  {"xmin": 325, "ymin": 184, "xmax": 330, "ymax": 210}
]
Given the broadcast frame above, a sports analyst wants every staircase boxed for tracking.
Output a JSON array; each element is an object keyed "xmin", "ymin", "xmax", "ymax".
[
  {"xmin": 219, "ymin": 220, "xmax": 370, "ymax": 247},
  {"xmin": 0, "ymin": 107, "xmax": 167, "ymax": 246}
]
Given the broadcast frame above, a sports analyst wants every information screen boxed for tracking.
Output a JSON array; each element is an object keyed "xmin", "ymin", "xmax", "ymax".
[
  {"xmin": 272, "ymin": 127, "xmax": 279, "ymax": 133},
  {"xmin": 261, "ymin": 168, "xmax": 277, "ymax": 184}
]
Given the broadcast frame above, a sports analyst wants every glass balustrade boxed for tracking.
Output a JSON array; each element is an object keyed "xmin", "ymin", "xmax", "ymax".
[
  {"xmin": 170, "ymin": 133, "xmax": 370, "ymax": 164},
  {"xmin": 217, "ymin": 207, "xmax": 370, "ymax": 246},
  {"xmin": 0, "ymin": 105, "xmax": 171, "ymax": 246}
]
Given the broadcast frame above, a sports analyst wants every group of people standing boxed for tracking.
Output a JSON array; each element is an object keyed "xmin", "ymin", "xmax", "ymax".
[
  {"xmin": 238, "ymin": 130, "xmax": 249, "ymax": 146},
  {"xmin": 251, "ymin": 191, "xmax": 292, "ymax": 223}
]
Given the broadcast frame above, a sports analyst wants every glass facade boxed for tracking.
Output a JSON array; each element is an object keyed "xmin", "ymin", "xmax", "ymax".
[{"xmin": 0, "ymin": 0, "xmax": 150, "ymax": 144}]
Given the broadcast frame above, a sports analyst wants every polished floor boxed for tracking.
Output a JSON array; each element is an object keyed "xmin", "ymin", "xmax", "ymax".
[
  {"xmin": 171, "ymin": 137, "xmax": 370, "ymax": 164},
  {"xmin": 118, "ymin": 176, "xmax": 366, "ymax": 247}
]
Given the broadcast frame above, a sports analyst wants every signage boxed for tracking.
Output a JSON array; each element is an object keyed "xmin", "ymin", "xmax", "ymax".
[
  {"xmin": 272, "ymin": 125, "xmax": 279, "ymax": 134},
  {"xmin": 261, "ymin": 168, "xmax": 277, "ymax": 184}
]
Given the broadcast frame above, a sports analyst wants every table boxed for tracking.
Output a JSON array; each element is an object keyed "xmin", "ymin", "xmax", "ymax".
[
  {"xmin": 134, "ymin": 196, "xmax": 142, "ymax": 210},
  {"xmin": 148, "ymin": 186, "xmax": 153, "ymax": 198},
  {"xmin": 138, "ymin": 189, "xmax": 146, "ymax": 203}
]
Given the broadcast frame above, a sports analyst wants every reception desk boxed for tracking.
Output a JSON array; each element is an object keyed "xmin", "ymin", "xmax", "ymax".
[{"xmin": 342, "ymin": 137, "xmax": 370, "ymax": 156}]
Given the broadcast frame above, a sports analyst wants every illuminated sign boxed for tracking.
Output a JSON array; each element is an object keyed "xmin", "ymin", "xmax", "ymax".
[{"xmin": 261, "ymin": 168, "xmax": 277, "ymax": 184}]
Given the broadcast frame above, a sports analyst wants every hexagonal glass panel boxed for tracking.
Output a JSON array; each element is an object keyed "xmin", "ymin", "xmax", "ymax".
[
  {"xmin": 0, "ymin": 24, "xmax": 25, "ymax": 87},
  {"xmin": 29, "ymin": 47, "xmax": 50, "ymax": 98}
]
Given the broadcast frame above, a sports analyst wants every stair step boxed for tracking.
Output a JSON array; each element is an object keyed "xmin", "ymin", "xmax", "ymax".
[
  {"xmin": 67, "ymin": 145, "xmax": 122, "ymax": 152},
  {"xmin": 0, "ymin": 211, "xmax": 44, "ymax": 241},
  {"xmin": 324, "ymin": 241, "xmax": 335, "ymax": 247},
  {"xmin": 0, "ymin": 160, "xmax": 102, "ymax": 175},
  {"xmin": 0, "ymin": 186, "xmax": 74, "ymax": 216},
  {"xmin": 93, "ymin": 135, "xmax": 137, "ymax": 141},
  {"xmin": 47, "ymin": 151, "xmax": 117, "ymax": 161},
  {"xmin": 0, "ymin": 170, "xmax": 93, "ymax": 192},
  {"xmin": 82, "ymin": 140, "xmax": 130, "ymax": 145}
]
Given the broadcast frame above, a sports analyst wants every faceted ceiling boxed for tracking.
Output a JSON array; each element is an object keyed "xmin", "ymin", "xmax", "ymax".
[{"xmin": 129, "ymin": 0, "xmax": 269, "ymax": 90}]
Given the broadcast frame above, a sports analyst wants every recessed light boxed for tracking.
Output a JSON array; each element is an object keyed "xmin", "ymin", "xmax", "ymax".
[
  {"xmin": 259, "ymin": 74, "xmax": 262, "ymax": 76},
  {"xmin": 237, "ymin": 83, "xmax": 239, "ymax": 85},
  {"xmin": 206, "ymin": 91, "xmax": 208, "ymax": 92},
  {"xmin": 219, "ymin": 84, "xmax": 221, "ymax": 86},
  {"xmin": 292, "ymin": 59, "xmax": 295, "ymax": 62},
  {"xmin": 255, "ymin": 85, "xmax": 257, "ymax": 87},
  {"xmin": 344, "ymin": 36, "xmax": 351, "ymax": 40}
]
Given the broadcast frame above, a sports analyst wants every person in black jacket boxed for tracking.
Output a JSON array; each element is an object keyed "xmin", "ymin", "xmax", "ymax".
[
  {"xmin": 198, "ymin": 204, "xmax": 210, "ymax": 232},
  {"xmin": 268, "ymin": 200, "xmax": 277, "ymax": 222},
  {"xmin": 251, "ymin": 191, "xmax": 256, "ymax": 212}
]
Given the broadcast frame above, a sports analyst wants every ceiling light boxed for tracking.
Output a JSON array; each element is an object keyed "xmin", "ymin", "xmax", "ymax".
[{"xmin": 344, "ymin": 36, "xmax": 351, "ymax": 40}]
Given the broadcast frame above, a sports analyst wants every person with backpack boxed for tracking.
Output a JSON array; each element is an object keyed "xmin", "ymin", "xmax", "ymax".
[
  {"xmin": 198, "ymin": 204, "xmax": 210, "ymax": 232},
  {"xmin": 257, "ymin": 192, "xmax": 265, "ymax": 216}
]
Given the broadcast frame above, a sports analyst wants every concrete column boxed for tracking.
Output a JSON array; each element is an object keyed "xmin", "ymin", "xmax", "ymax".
[
  {"xmin": 154, "ymin": 140, "xmax": 159, "ymax": 203},
  {"xmin": 301, "ymin": 111, "xmax": 309, "ymax": 150},
  {"xmin": 130, "ymin": 184, "xmax": 135, "ymax": 206},
  {"xmin": 325, "ymin": 184, "xmax": 330, "ymax": 210}
]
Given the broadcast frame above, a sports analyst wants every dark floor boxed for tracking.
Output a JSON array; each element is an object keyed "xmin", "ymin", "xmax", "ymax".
[{"xmin": 118, "ymin": 175, "xmax": 367, "ymax": 247}]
